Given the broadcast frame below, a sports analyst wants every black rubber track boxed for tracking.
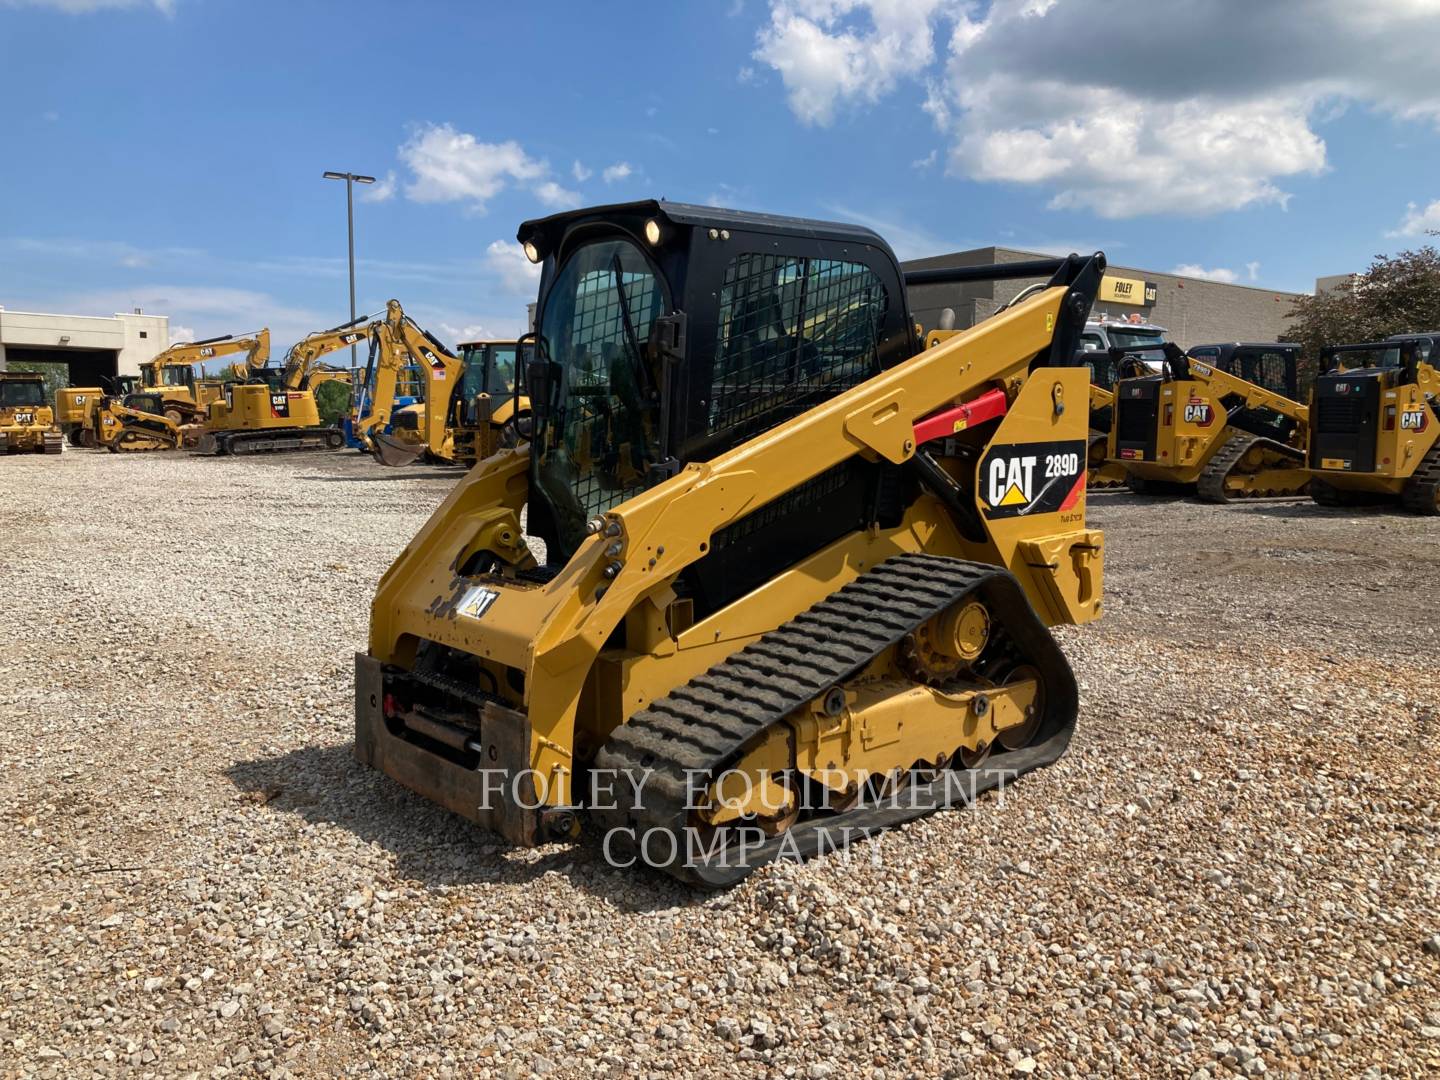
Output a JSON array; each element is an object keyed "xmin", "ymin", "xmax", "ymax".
[
  {"xmin": 1196, "ymin": 433, "xmax": 1306, "ymax": 503},
  {"xmin": 1401, "ymin": 440, "xmax": 1440, "ymax": 516},
  {"xmin": 590, "ymin": 552, "xmax": 1079, "ymax": 887}
]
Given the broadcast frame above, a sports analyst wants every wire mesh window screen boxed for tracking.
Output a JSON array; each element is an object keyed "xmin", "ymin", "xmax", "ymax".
[
  {"xmin": 560, "ymin": 265, "xmax": 662, "ymax": 520},
  {"xmin": 1235, "ymin": 351, "xmax": 1290, "ymax": 395},
  {"xmin": 709, "ymin": 254, "xmax": 886, "ymax": 434},
  {"xmin": 534, "ymin": 239, "xmax": 666, "ymax": 558}
]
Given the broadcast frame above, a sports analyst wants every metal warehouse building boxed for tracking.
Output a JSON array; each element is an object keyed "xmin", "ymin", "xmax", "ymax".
[
  {"xmin": 0, "ymin": 307, "xmax": 169, "ymax": 384},
  {"xmin": 903, "ymin": 247, "xmax": 1306, "ymax": 349}
]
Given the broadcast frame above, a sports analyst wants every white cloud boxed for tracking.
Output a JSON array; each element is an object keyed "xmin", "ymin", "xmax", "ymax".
[
  {"xmin": 360, "ymin": 171, "xmax": 397, "ymax": 203},
  {"xmin": 167, "ymin": 324, "xmax": 196, "ymax": 346},
  {"xmin": 602, "ymin": 162, "xmax": 633, "ymax": 184},
  {"xmin": 30, "ymin": 284, "xmax": 326, "ymax": 356},
  {"xmin": 533, "ymin": 180, "xmax": 581, "ymax": 209},
  {"xmin": 753, "ymin": 0, "xmax": 952, "ymax": 126},
  {"xmin": 911, "ymin": 148, "xmax": 937, "ymax": 170},
  {"xmin": 1386, "ymin": 198, "xmax": 1440, "ymax": 237},
  {"xmin": 572, "ymin": 160, "xmax": 593, "ymax": 182},
  {"xmin": 1173, "ymin": 264, "xmax": 1240, "ymax": 284},
  {"xmin": 753, "ymin": 0, "xmax": 1440, "ymax": 217},
  {"xmin": 485, "ymin": 240, "xmax": 543, "ymax": 295},
  {"xmin": 737, "ymin": 65, "xmax": 758, "ymax": 84},
  {"xmin": 1246, "ymin": 260, "xmax": 1262, "ymax": 282},
  {"xmin": 1, "ymin": 0, "xmax": 175, "ymax": 12},
  {"xmin": 398, "ymin": 123, "xmax": 574, "ymax": 213}
]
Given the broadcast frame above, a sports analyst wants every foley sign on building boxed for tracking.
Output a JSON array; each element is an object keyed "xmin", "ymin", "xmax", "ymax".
[{"xmin": 1098, "ymin": 275, "xmax": 1158, "ymax": 307}]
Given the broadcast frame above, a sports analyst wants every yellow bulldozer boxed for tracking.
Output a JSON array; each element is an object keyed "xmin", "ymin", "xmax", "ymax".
[
  {"xmin": 1108, "ymin": 342, "xmax": 1311, "ymax": 500},
  {"xmin": 1308, "ymin": 332, "xmax": 1440, "ymax": 514},
  {"xmin": 0, "ymin": 371, "xmax": 64, "ymax": 455},
  {"xmin": 354, "ymin": 201, "xmax": 1105, "ymax": 885}
]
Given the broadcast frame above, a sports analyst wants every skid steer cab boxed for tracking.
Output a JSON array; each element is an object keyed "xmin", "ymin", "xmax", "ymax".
[
  {"xmin": 0, "ymin": 372, "xmax": 63, "ymax": 455},
  {"xmin": 357, "ymin": 201, "xmax": 1106, "ymax": 885},
  {"xmin": 1308, "ymin": 332, "xmax": 1440, "ymax": 513}
]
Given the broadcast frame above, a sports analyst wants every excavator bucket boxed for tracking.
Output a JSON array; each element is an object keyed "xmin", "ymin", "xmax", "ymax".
[{"xmin": 370, "ymin": 431, "xmax": 425, "ymax": 467}]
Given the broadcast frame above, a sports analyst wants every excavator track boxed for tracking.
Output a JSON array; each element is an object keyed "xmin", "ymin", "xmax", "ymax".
[
  {"xmin": 1196, "ymin": 433, "xmax": 1308, "ymax": 503},
  {"xmin": 1400, "ymin": 441, "xmax": 1440, "ymax": 516},
  {"xmin": 591, "ymin": 553, "xmax": 1077, "ymax": 887},
  {"xmin": 196, "ymin": 427, "xmax": 345, "ymax": 456}
]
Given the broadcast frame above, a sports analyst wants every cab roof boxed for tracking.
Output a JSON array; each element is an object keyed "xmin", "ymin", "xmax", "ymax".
[{"xmin": 518, "ymin": 199, "xmax": 895, "ymax": 258}]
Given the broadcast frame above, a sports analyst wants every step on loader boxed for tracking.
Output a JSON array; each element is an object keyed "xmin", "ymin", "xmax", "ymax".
[
  {"xmin": 354, "ymin": 202, "xmax": 1105, "ymax": 885},
  {"xmin": 1308, "ymin": 333, "xmax": 1440, "ymax": 514}
]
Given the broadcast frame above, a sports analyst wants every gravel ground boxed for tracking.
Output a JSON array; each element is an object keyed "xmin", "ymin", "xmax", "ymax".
[{"xmin": 2, "ymin": 448, "xmax": 1438, "ymax": 1079}]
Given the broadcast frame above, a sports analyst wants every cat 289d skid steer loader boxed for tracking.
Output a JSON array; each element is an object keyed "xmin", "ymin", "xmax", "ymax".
[{"xmin": 355, "ymin": 202, "xmax": 1105, "ymax": 885}]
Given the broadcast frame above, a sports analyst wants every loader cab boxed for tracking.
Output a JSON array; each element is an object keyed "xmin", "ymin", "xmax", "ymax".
[
  {"xmin": 1311, "ymin": 334, "xmax": 1438, "ymax": 474},
  {"xmin": 519, "ymin": 200, "xmax": 917, "ymax": 590},
  {"xmin": 1186, "ymin": 342, "xmax": 1304, "ymax": 442},
  {"xmin": 144, "ymin": 364, "xmax": 197, "ymax": 392},
  {"xmin": 0, "ymin": 374, "xmax": 46, "ymax": 409}
]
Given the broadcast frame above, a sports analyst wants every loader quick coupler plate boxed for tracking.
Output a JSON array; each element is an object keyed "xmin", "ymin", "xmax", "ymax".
[{"xmin": 353, "ymin": 655, "xmax": 542, "ymax": 846}]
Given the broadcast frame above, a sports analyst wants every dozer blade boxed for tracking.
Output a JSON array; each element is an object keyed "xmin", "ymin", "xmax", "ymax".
[{"xmin": 371, "ymin": 431, "xmax": 426, "ymax": 468}]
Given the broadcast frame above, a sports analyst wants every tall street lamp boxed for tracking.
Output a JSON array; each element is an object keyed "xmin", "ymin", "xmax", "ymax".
[{"xmin": 322, "ymin": 170, "xmax": 376, "ymax": 365}]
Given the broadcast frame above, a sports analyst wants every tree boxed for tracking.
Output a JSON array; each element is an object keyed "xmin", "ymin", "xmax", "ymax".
[
  {"xmin": 313, "ymin": 378, "xmax": 352, "ymax": 428},
  {"xmin": 1284, "ymin": 242, "xmax": 1440, "ymax": 368}
]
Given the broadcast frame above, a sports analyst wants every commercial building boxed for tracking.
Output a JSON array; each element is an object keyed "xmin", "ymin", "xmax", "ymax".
[
  {"xmin": 0, "ymin": 307, "xmax": 170, "ymax": 384},
  {"xmin": 902, "ymin": 247, "xmax": 1307, "ymax": 349}
]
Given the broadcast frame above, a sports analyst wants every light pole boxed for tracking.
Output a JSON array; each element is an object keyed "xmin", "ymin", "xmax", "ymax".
[{"xmin": 322, "ymin": 170, "xmax": 376, "ymax": 366}]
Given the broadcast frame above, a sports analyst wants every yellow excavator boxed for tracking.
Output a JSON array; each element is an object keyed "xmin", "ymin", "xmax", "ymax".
[
  {"xmin": 1109, "ymin": 342, "xmax": 1310, "ymax": 500},
  {"xmin": 141, "ymin": 329, "xmax": 271, "ymax": 423},
  {"xmin": 354, "ymin": 201, "xmax": 1105, "ymax": 885},
  {"xmin": 1308, "ymin": 333, "xmax": 1439, "ymax": 514}
]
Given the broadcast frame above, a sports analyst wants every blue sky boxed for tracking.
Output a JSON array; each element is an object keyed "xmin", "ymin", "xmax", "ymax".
[{"xmin": 2, "ymin": 0, "xmax": 1438, "ymax": 353}]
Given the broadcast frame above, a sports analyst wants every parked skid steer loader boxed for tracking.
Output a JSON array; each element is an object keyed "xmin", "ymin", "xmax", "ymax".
[
  {"xmin": 1308, "ymin": 333, "xmax": 1440, "ymax": 514},
  {"xmin": 355, "ymin": 202, "xmax": 1105, "ymax": 885},
  {"xmin": 1110, "ymin": 342, "xmax": 1310, "ymax": 499}
]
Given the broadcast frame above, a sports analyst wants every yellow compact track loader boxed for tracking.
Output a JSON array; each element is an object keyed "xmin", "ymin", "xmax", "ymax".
[
  {"xmin": 97, "ymin": 391, "xmax": 203, "ymax": 452},
  {"xmin": 1308, "ymin": 333, "xmax": 1440, "ymax": 514},
  {"xmin": 1109, "ymin": 342, "xmax": 1310, "ymax": 500},
  {"xmin": 355, "ymin": 202, "xmax": 1106, "ymax": 885},
  {"xmin": 1081, "ymin": 347, "xmax": 1128, "ymax": 489},
  {"xmin": 0, "ymin": 372, "xmax": 63, "ymax": 455}
]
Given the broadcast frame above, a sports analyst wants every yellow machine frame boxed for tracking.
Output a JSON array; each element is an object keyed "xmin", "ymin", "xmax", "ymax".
[{"xmin": 362, "ymin": 280, "xmax": 1102, "ymax": 817}]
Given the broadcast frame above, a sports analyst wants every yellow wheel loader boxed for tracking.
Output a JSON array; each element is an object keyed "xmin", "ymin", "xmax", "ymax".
[
  {"xmin": 1308, "ymin": 333, "xmax": 1440, "ymax": 514},
  {"xmin": 0, "ymin": 372, "xmax": 64, "ymax": 455},
  {"xmin": 355, "ymin": 202, "xmax": 1106, "ymax": 885},
  {"xmin": 1109, "ymin": 342, "xmax": 1310, "ymax": 500}
]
